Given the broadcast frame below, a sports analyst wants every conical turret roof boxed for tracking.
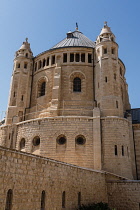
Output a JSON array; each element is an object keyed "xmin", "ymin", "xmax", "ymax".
[
  {"xmin": 100, "ymin": 22, "xmax": 113, "ymax": 35},
  {"xmin": 19, "ymin": 38, "xmax": 32, "ymax": 52}
]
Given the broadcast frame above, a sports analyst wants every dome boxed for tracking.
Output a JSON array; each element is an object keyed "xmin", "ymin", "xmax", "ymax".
[
  {"xmin": 100, "ymin": 22, "xmax": 112, "ymax": 35},
  {"xmin": 50, "ymin": 30, "xmax": 95, "ymax": 50},
  {"xmin": 19, "ymin": 38, "xmax": 32, "ymax": 52}
]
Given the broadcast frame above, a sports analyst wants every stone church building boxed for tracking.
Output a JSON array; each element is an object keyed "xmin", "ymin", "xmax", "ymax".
[{"xmin": 0, "ymin": 22, "xmax": 140, "ymax": 209}]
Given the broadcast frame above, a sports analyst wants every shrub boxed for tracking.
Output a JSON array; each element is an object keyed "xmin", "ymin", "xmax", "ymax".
[{"xmin": 77, "ymin": 202, "xmax": 111, "ymax": 210}]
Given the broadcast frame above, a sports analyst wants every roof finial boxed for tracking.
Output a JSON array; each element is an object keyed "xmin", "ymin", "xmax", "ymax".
[
  {"xmin": 104, "ymin": 21, "xmax": 107, "ymax": 26},
  {"xmin": 76, "ymin": 22, "xmax": 78, "ymax": 30},
  {"xmin": 25, "ymin": 37, "xmax": 28, "ymax": 42}
]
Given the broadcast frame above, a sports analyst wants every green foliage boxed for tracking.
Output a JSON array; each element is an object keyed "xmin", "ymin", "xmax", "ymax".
[{"xmin": 77, "ymin": 202, "xmax": 111, "ymax": 210}]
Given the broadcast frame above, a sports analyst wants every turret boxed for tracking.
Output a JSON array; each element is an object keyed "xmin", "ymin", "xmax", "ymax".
[
  {"xmin": 5, "ymin": 38, "xmax": 33, "ymax": 124},
  {"xmin": 94, "ymin": 22, "xmax": 130, "ymax": 117}
]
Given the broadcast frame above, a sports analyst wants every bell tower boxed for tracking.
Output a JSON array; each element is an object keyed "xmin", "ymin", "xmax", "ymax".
[
  {"xmin": 94, "ymin": 22, "xmax": 130, "ymax": 117},
  {"xmin": 5, "ymin": 38, "xmax": 33, "ymax": 124}
]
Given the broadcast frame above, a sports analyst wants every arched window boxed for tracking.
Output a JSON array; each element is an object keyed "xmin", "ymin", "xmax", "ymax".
[
  {"xmin": 78, "ymin": 192, "xmax": 81, "ymax": 206},
  {"xmin": 73, "ymin": 77, "xmax": 81, "ymax": 92},
  {"xmin": 5, "ymin": 189, "xmax": 13, "ymax": 210},
  {"xmin": 33, "ymin": 136, "xmax": 40, "ymax": 146},
  {"xmin": 62, "ymin": 191, "xmax": 65, "ymax": 208},
  {"xmin": 41, "ymin": 190, "xmax": 45, "ymax": 210},
  {"xmin": 20, "ymin": 138, "xmax": 25, "ymax": 150},
  {"xmin": 40, "ymin": 82, "xmax": 46, "ymax": 96}
]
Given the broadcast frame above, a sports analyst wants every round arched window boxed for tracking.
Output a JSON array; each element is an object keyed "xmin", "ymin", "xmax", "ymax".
[
  {"xmin": 20, "ymin": 138, "xmax": 25, "ymax": 149},
  {"xmin": 75, "ymin": 135, "xmax": 86, "ymax": 145},
  {"xmin": 57, "ymin": 135, "xmax": 67, "ymax": 145},
  {"xmin": 73, "ymin": 77, "xmax": 81, "ymax": 92},
  {"xmin": 33, "ymin": 136, "xmax": 40, "ymax": 146}
]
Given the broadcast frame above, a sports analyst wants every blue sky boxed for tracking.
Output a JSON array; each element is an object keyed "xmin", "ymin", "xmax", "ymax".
[{"xmin": 0, "ymin": 0, "xmax": 140, "ymax": 119}]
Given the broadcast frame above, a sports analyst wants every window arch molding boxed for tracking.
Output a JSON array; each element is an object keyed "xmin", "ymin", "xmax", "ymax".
[
  {"xmin": 69, "ymin": 71, "xmax": 86, "ymax": 94},
  {"xmin": 36, "ymin": 76, "xmax": 48, "ymax": 98}
]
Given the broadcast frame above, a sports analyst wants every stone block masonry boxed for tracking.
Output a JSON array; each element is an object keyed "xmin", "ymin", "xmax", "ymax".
[
  {"xmin": 0, "ymin": 146, "xmax": 140, "ymax": 209},
  {"xmin": 107, "ymin": 180, "xmax": 140, "ymax": 210},
  {"xmin": 0, "ymin": 146, "xmax": 108, "ymax": 210}
]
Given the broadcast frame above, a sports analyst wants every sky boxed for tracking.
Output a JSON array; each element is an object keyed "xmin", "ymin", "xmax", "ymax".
[{"xmin": 0, "ymin": 0, "xmax": 140, "ymax": 120}]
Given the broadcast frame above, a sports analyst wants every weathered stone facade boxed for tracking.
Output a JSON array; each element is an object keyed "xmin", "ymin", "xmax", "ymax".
[{"xmin": 0, "ymin": 22, "xmax": 140, "ymax": 209}]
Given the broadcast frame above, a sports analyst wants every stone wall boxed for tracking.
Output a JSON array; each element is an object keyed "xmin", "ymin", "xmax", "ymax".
[
  {"xmin": 16, "ymin": 116, "xmax": 95, "ymax": 169},
  {"xmin": 133, "ymin": 124, "xmax": 140, "ymax": 179},
  {"xmin": 101, "ymin": 117, "xmax": 135, "ymax": 179},
  {"xmin": 0, "ymin": 146, "xmax": 108, "ymax": 210},
  {"xmin": 107, "ymin": 180, "xmax": 140, "ymax": 210}
]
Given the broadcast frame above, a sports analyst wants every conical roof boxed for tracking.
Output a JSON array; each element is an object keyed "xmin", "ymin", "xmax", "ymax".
[
  {"xmin": 19, "ymin": 38, "xmax": 32, "ymax": 52},
  {"xmin": 100, "ymin": 22, "xmax": 112, "ymax": 35},
  {"xmin": 50, "ymin": 30, "xmax": 95, "ymax": 49}
]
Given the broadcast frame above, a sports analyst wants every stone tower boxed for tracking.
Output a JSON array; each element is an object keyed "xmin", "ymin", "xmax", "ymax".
[
  {"xmin": 6, "ymin": 39, "xmax": 33, "ymax": 125},
  {"xmin": 95, "ymin": 22, "xmax": 130, "ymax": 117}
]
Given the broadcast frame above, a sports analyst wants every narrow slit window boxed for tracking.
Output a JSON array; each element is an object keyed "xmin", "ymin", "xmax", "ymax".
[
  {"xmin": 105, "ymin": 77, "xmax": 107, "ymax": 83},
  {"xmin": 63, "ymin": 54, "xmax": 67, "ymax": 63},
  {"xmin": 62, "ymin": 191, "xmax": 65, "ymax": 208},
  {"xmin": 5, "ymin": 189, "xmax": 13, "ymax": 210},
  {"xmin": 81, "ymin": 53, "xmax": 85, "ymax": 62},
  {"xmin": 116, "ymin": 101, "xmax": 118, "ymax": 108},
  {"xmin": 115, "ymin": 145, "xmax": 118, "ymax": 156},
  {"xmin": 78, "ymin": 192, "xmax": 81, "ymax": 206},
  {"xmin": 122, "ymin": 146, "xmax": 124, "ymax": 156},
  {"xmin": 88, "ymin": 53, "xmax": 92, "ymax": 63},
  {"xmin": 21, "ymin": 95, "xmax": 24, "ymax": 101},
  {"xmin": 41, "ymin": 191, "xmax": 45, "ymax": 210},
  {"xmin": 14, "ymin": 92, "xmax": 16, "ymax": 97},
  {"xmin": 73, "ymin": 77, "xmax": 81, "ymax": 92},
  {"xmin": 51, "ymin": 55, "xmax": 55, "ymax": 65},
  {"xmin": 70, "ymin": 53, "xmax": 74, "ymax": 62},
  {"xmin": 25, "ymin": 53, "xmax": 28, "ymax": 58},
  {"xmin": 114, "ymin": 73, "xmax": 116, "ymax": 80},
  {"xmin": 75, "ymin": 53, "xmax": 80, "ymax": 62}
]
